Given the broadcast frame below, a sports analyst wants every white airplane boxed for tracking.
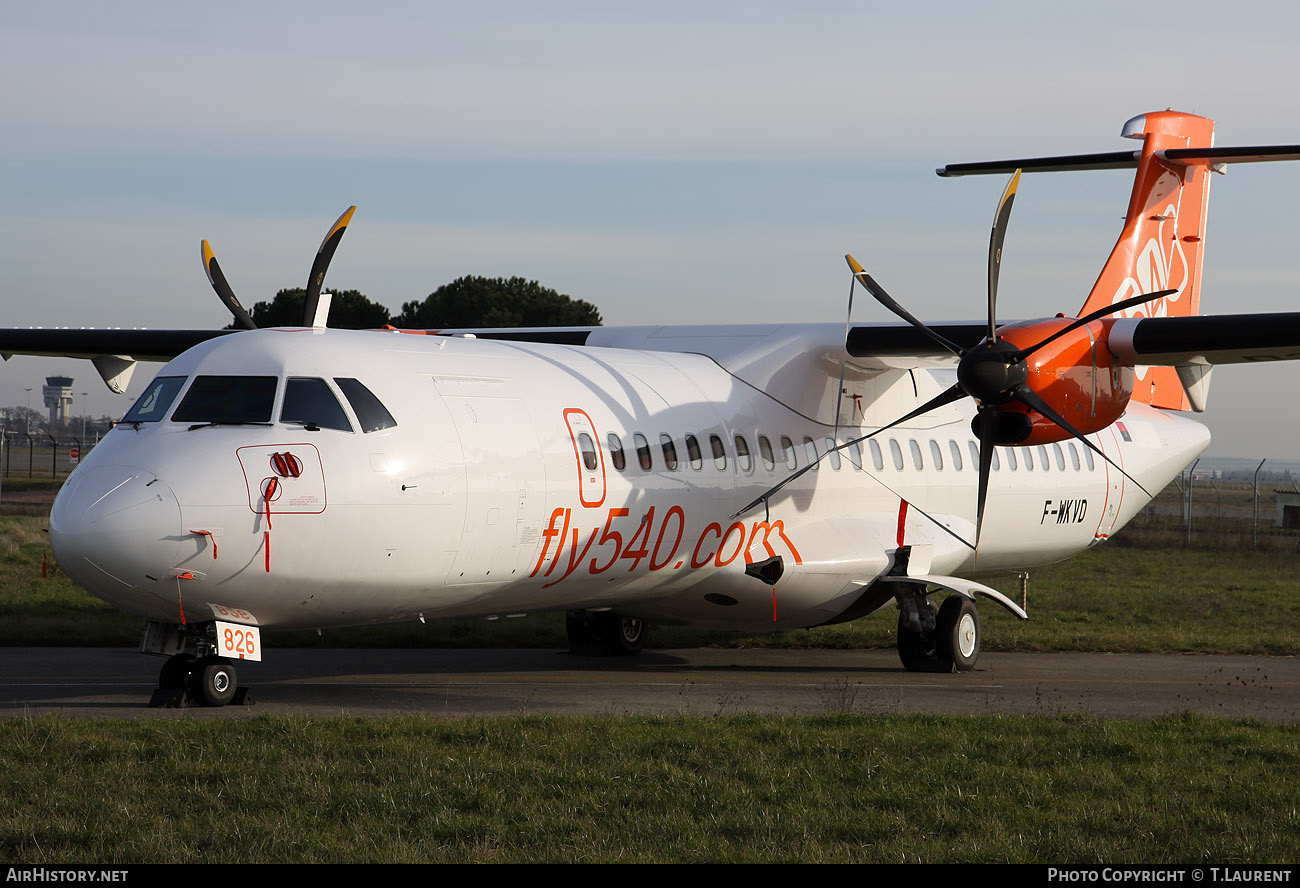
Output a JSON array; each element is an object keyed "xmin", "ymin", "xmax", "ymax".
[{"xmin": 13, "ymin": 110, "xmax": 1300, "ymax": 707}]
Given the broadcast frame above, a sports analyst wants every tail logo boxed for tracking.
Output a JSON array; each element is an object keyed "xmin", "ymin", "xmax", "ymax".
[
  {"xmin": 1110, "ymin": 201, "xmax": 1190, "ymax": 383},
  {"xmin": 1110, "ymin": 203, "xmax": 1188, "ymax": 322}
]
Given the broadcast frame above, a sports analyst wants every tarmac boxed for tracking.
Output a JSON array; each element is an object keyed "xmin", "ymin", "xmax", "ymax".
[{"xmin": 0, "ymin": 646, "xmax": 1295, "ymax": 720}]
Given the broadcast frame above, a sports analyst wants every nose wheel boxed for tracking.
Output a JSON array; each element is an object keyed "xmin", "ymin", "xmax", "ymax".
[{"xmin": 191, "ymin": 656, "xmax": 238, "ymax": 707}]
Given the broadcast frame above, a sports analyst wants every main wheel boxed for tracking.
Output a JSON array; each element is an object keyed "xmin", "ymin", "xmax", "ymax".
[
  {"xmin": 600, "ymin": 615, "xmax": 647, "ymax": 656},
  {"xmin": 896, "ymin": 599, "xmax": 944, "ymax": 672},
  {"xmin": 567, "ymin": 611, "xmax": 648, "ymax": 656},
  {"xmin": 936, "ymin": 595, "xmax": 980, "ymax": 672},
  {"xmin": 190, "ymin": 656, "xmax": 237, "ymax": 707}
]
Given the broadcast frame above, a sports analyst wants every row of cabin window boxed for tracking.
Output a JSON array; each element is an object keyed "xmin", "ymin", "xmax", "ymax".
[{"xmin": 588, "ymin": 431, "xmax": 1099, "ymax": 475}]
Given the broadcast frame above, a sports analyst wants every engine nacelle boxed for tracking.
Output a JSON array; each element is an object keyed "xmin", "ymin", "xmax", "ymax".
[{"xmin": 991, "ymin": 318, "xmax": 1134, "ymax": 445}]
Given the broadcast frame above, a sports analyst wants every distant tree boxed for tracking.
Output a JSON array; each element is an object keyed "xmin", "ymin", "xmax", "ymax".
[
  {"xmin": 4, "ymin": 406, "xmax": 45, "ymax": 437},
  {"xmin": 394, "ymin": 276, "xmax": 602, "ymax": 329},
  {"xmin": 230, "ymin": 288, "xmax": 393, "ymax": 329}
]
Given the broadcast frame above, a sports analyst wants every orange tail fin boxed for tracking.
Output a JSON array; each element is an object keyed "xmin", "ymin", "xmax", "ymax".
[
  {"xmin": 1079, "ymin": 111, "xmax": 1216, "ymax": 410},
  {"xmin": 940, "ymin": 112, "xmax": 1300, "ymax": 410}
]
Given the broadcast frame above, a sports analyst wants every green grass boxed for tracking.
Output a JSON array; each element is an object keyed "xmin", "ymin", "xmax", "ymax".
[{"xmin": 1, "ymin": 712, "xmax": 1295, "ymax": 863}]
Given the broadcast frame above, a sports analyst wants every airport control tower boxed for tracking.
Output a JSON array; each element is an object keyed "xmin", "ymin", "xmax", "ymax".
[{"xmin": 43, "ymin": 376, "xmax": 74, "ymax": 433}]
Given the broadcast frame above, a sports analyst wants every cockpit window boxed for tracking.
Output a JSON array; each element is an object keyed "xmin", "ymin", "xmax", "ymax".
[
  {"xmin": 172, "ymin": 376, "xmax": 277, "ymax": 424},
  {"xmin": 281, "ymin": 377, "xmax": 352, "ymax": 431},
  {"xmin": 123, "ymin": 376, "xmax": 186, "ymax": 423},
  {"xmin": 334, "ymin": 378, "xmax": 397, "ymax": 433}
]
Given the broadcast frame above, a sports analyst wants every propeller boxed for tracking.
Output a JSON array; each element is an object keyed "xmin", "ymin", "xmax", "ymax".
[
  {"xmin": 738, "ymin": 171, "xmax": 1170, "ymax": 552},
  {"xmin": 201, "ymin": 207, "xmax": 356, "ymax": 329},
  {"xmin": 846, "ymin": 169, "xmax": 1167, "ymax": 545},
  {"xmin": 303, "ymin": 206, "xmax": 356, "ymax": 327}
]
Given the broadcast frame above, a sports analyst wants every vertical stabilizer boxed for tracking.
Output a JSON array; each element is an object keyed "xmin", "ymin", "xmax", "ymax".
[{"xmin": 1079, "ymin": 111, "xmax": 1216, "ymax": 410}]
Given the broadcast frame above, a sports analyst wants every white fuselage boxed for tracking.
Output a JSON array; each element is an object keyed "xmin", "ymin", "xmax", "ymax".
[{"xmin": 49, "ymin": 327, "xmax": 1209, "ymax": 634}]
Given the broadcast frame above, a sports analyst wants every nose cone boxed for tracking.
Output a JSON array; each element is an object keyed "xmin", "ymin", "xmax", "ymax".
[{"xmin": 51, "ymin": 465, "xmax": 183, "ymax": 615}]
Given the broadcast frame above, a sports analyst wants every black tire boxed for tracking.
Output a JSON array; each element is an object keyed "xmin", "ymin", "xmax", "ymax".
[
  {"xmin": 936, "ymin": 595, "xmax": 980, "ymax": 672},
  {"xmin": 896, "ymin": 600, "xmax": 944, "ymax": 673},
  {"xmin": 191, "ymin": 656, "xmax": 237, "ymax": 707},
  {"xmin": 566, "ymin": 610, "xmax": 599, "ymax": 651},
  {"xmin": 567, "ymin": 611, "xmax": 648, "ymax": 656},
  {"xmin": 158, "ymin": 653, "xmax": 195, "ymax": 690},
  {"xmin": 600, "ymin": 615, "xmax": 647, "ymax": 656}
]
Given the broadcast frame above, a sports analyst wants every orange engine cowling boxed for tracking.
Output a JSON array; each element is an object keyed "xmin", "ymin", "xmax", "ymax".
[{"xmin": 989, "ymin": 318, "xmax": 1134, "ymax": 445}]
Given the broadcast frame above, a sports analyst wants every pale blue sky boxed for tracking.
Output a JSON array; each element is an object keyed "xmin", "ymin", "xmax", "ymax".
[{"xmin": 3, "ymin": 1, "xmax": 1300, "ymax": 455}]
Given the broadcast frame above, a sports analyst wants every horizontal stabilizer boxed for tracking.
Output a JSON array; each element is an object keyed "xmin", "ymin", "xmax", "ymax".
[{"xmin": 938, "ymin": 144, "xmax": 1300, "ymax": 177}]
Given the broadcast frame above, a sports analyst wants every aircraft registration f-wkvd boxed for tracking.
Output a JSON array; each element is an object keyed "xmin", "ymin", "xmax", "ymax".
[{"xmin": 15, "ymin": 110, "xmax": 1300, "ymax": 706}]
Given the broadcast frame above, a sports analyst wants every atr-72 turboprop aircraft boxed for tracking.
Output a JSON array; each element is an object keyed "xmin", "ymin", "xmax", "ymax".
[{"xmin": 11, "ymin": 110, "xmax": 1300, "ymax": 706}]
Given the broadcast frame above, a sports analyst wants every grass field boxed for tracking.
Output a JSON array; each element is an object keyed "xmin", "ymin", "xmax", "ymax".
[{"xmin": 2, "ymin": 713, "xmax": 1297, "ymax": 863}]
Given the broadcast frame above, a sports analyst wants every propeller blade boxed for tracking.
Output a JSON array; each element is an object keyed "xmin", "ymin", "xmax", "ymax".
[
  {"xmin": 303, "ymin": 206, "xmax": 356, "ymax": 327},
  {"xmin": 731, "ymin": 382, "xmax": 967, "ymax": 519},
  {"xmin": 832, "ymin": 274, "xmax": 856, "ymax": 440},
  {"xmin": 1015, "ymin": 288, "xmax": 1176, "ymax": 360},
  {"xmin": 845, "ymin": 254, "xmax": 965, "ymax": 356},
  {"xmin": 1010, "ymin": 384, "xmax": 1152, "ymax": 498},
  {"xmin": 974, "ymin": 407, "xmax": 997, "ymax": 549},
  {"xmin": 201, "ymin": 240, "xmax": 257, "ymax": 330},
  {"xmin": 987, "ymin": 169, "xmax": 1022, "ymax": 343}
]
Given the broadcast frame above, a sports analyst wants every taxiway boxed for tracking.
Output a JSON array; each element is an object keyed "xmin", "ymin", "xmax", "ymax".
[{"xmin": 0, "ymin": 647, "xmax": 1295, "ymax": 720}]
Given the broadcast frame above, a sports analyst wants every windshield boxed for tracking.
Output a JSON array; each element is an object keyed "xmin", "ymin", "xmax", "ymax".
[
  {"xmin": 334, "ymin": 378, "xmax": 397, "ymax": 433},
  {"xmin": 171, "ymin": 376, "xmax": 278, "ymax": 425},
  {"xmin": 123, "ymin": 376, "xmax": 187, "ymax": 423},
  {"xmin": 281, "ymin": 377, "xmax": 352, "ymax": 431}
]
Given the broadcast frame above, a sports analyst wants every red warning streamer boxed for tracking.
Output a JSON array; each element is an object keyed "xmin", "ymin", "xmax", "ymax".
[
  {"xmin": 262, "ymin": 478, "xmax": 278, "ymax": 573},
  {"xmin": 190, "ymin": 530, "xmax": 218, "ymax": 559}
]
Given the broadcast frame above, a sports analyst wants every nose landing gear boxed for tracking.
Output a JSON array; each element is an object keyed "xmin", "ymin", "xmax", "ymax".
[{"xmin": 147, "ymin": 622, "xmax": 251, "ymax": 708}]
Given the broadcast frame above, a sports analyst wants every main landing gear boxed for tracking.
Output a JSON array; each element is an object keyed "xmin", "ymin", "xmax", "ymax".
[
  {"xmin": 565, "ymin": 610, "xmax": 648, "ymax": 656},
  {"xmin": 145, "ymin": 621, "xmax": 251, "ymax": 708},
  {"xmin": 895, "ymin": 589, "xmax": 981, "ymax": 673}
]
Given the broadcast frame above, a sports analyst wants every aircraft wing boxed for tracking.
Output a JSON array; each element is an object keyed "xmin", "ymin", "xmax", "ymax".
[
  {"xmin": 841, "ymin": 312, "xmax": 1300, "ymax": 367},
  {"xmin": 0, "ymin": 328, "xmax": 234, "ymax": 393},
  {"xmin": 0, "ymin": 329, "xmax": 233, "ymax": 362},
  {"xmin": 1107, "ymin": 313, "xmax": 1300, "ymax": 365},
  {"xmin": 4, "ymin": 309, "xmax": 1298, "ymax": 397}
]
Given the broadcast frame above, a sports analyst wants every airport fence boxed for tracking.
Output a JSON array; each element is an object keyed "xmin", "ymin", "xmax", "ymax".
[
  {"xmin": 0, "ymin": 432, "xmax": 96, "ymax": 480},
  {"xmin": 1125, "ymin": 462, "xmax": 1300, "ymax": 551}
]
